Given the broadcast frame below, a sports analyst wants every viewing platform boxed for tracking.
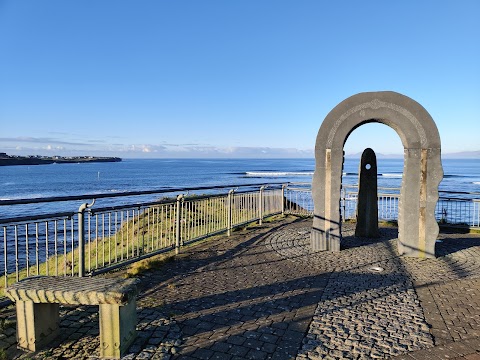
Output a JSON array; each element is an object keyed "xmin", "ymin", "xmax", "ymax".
[{"xmin": 1, "ymin": 217, "xmax": 479, "ymax": 359}]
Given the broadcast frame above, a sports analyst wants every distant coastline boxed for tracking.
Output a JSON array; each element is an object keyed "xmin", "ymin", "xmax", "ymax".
[{"xmin": 0, "ymin": 153, "xmax": 121, "ymax": 166}]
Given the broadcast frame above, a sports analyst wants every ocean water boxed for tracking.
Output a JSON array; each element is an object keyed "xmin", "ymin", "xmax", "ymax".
[
  {"xmin": 1, "ymin": 158, "xmax": 479, "ymax": 273},
  {"xmin": 0, "ymin": 158, "xmax": 479, "ymax": 217}
]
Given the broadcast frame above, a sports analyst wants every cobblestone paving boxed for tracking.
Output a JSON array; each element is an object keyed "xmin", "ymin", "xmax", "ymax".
[
  {"xmin": 10, "ymin": 306, "xmax": 181, "ymax": 360},
  {"xmin": 2, "ymin": 218, "xmax": 327, "ymax": 359},
  {"xmin": 402, "ymin": 231, "xmax": 480, "ymax": 285},
  {"xmin": 267, "ymin": 225, "xmax": 434, "ymax": 359},
  {"xmin": 266, "ymin": 223, "xmax": 480, "ymax": 360},
  {"xmin": 391, "ymin": 230, "xmax": 480, "ymax": 359},
  {"xmin": 136, "ymin": 220, "xmax": 329, "ymax": 360},
  {"xmin": 2, "ymin": 218, "xmax": 480, "ymax": 360}
]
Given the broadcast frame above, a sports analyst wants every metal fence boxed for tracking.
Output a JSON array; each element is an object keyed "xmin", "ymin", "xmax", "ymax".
[
  {"xmin": 2, "ymin": 181, "xmax": 479, "ymax": 298},
  {"xmin": 284, "ymin": 183, "xmax": 480, "ymax": 227},
  {"xmin": 0, "ymin": 183, "xmax": 284, "ymax": 292}
]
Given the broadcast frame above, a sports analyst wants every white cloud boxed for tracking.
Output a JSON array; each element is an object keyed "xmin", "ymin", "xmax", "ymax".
[{"xmin": 1, "ymin": 137, "xmax": 315, "ymax": 158}]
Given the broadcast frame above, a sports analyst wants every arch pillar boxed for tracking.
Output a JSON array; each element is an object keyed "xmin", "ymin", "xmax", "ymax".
[{"xmin": 311, "ymin": 91, "xmax": 443, "ymax": 258}]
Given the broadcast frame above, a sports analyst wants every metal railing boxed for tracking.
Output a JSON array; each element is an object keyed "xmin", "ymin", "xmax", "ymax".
[
  {"xmin": 284, "ymin": 183, "xmax": 480, "ymax": 227},
  {"xmin": 283, "ymin": 183, "xmax": 313, "ymax": 216},
  {"xmin": 341, "ymin": 186, "xmax": 401, "ymax": 221},
  {"xmin": 2, "ymin": 181, "xmax": 479, "ymax": 298},
  {"xmin": 1, "ymin": 183, "xmax": 284, "ymax": 292}
]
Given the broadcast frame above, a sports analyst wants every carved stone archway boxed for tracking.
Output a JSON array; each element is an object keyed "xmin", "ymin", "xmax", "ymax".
[{"xmin": 311, "ymin": 91, "xmax": 443, "ymax": 258}]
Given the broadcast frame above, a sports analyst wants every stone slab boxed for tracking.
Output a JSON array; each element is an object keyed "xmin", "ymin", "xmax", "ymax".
[{"xmin": 5, "ymin": 276, "xmax": 139, "ymax": 305}]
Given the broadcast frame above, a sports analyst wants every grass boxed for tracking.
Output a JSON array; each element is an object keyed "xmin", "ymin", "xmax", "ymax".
[
  {"xmin": 125, "ymin": 254, "xmax": 175, "ymax": 277},
  {"xmin": 0, "ymin": 318, "xmax": 15, "ymax": 330},
  {"xmin": 124, "ymin": 214, "xmax": 291, "ymax": 277},
  {"xmin": 4, "ymin": 205, "xmax": 476, "ymax": 297},
  {"xmin": 2, "ymin": 200, "xmax": 178, "ymax": 295},
  {"xmin": 1, "ymin": 192, "xmax": 287, "ymax": 295}
]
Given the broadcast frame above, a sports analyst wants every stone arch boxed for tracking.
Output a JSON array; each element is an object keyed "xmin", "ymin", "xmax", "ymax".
[{"xmin": 311, "ymin": 91, "xmax": 443, "ymax": 258}]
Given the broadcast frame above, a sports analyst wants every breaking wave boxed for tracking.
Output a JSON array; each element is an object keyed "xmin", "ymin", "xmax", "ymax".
[
  {"xmin": 380, "ymin": 173, "xmax": 403, "ymax": 178},
  {"xmin": 245, "ymin": 171, "xmax": 313, "ymax": 177}
]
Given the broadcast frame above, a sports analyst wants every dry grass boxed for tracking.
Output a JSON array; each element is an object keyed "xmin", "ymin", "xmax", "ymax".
[
  {"xmin": 0, "ymin": 207, "xmax": 283, "ymax": 296},
  {"xmin": 125, "ymin": 254, "xmax": 175, "ymax": 277}
]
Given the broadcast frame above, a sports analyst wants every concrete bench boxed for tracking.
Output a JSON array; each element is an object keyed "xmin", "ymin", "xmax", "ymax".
[{"xmin": 5, "ymin": 276, "xmax": 139, "ymax": 359}]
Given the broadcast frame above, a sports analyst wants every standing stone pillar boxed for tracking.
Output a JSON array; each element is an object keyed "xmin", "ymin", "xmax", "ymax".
[{"xmin": 355, "ymin": 148, "xmax": 379, "ymax": 237}]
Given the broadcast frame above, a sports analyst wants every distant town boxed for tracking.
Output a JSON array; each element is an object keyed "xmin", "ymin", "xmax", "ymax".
[{"xmin": 0, "ymin": 153, "xmax": 122, "ymax": 166}]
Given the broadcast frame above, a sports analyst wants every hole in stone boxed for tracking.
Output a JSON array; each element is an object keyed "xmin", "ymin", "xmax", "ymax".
[
  {"xmin": 365, "ymin": 163, "xmax": 371, "ymax": 170},
  {"xmin": 369, "ymin": 266, "xmax": 384, "ymax": 272}
]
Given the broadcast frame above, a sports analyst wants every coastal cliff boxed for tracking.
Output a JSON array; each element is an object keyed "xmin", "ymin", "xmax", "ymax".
[{"xmin": 0, "ymin": 153, "xmax": 122, "ymax": 166}]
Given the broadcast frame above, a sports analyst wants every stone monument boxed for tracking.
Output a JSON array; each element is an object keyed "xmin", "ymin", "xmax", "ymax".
[
  {"xmin": 355, "ymin": 148, "xmax": 379, "ymax": 238},
  {"xmin": 311, "ymin": 91, "xmax": 443, "ymax": 258}
]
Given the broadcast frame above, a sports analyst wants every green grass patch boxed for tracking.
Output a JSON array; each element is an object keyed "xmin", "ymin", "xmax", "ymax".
[
  {"xmin": 0, "ymin": 349, "xmax": 7, "ymax": 360},
  {"xmin": 125, "ymin": 254, "xmax": 175, "ymax": 277},
  {"xmin": 2, "ymin": 196, "xmax": 288, "ymax": 296},
  {"xmin": 0, "ymin": 318, "xmax": 15, "ymax": 330}
]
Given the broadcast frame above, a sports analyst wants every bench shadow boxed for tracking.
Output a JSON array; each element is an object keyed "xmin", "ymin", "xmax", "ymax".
[{"xmin": 7, "ymin": 220, "xmax": 480, "ymax": 359}]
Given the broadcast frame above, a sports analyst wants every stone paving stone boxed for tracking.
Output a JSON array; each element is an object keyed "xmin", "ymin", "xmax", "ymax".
[
  {"xmin": 443, "ymin": 341, "xmax": 478, "ymax": 356},
  {"xmin": 463, "ymin": 353, "xmax": 480, "ymax": 360},
  {"xmin": 268, "ymin": 225, "xmax": 434, "ymax": 359},
  {"xmin": 210, "ymin": 353, "xmax": 232, "ymax": 360},
  {"xmin": 209, "ymin": 342, "xmax": 232, "ymax": 353},
  {"xmin": 404, "ymin": 348, "xmax": 445, "ymax": 360},
  {"xmin": 228, "ymin": 344, "xmax": 249, "ymax": 357},
  {"xmin": 246, "ymin": 348, "xmax": 268, "ymax": 359},
  {"xmin": 192, "ymin": 348, "xmax": 215, "ymax": 359},
  {"xmin": 2, "ymin": 217, "xmax": 480, "ymax": 359},
  {"xmin": 462, "ymin": 338, "xmax": 480, "ymax": 351},
  {"xmin": 226, "ymin": 335, "xmax": 245, "ymax": 346},
  {"xmin": 130, "ymin": 219, "xmax": 328, "ymax": 360},
  {"xmin": 426, "ymin": 345, "xmax": 466, "ymax": 358},
  {"xmin": 268, "ymin": 223, "xmax": 480, "ymax": 360}
]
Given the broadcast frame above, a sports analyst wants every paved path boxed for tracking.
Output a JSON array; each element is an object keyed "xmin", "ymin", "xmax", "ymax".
[{"xmin": 1, "ymin": 217, "xmax": 479, "ymax": 359}]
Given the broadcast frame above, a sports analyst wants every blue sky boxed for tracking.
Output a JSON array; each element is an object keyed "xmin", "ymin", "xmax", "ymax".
[{"xmin": 0, "ymin": 0, "xmax": 479, "ymax": 158}]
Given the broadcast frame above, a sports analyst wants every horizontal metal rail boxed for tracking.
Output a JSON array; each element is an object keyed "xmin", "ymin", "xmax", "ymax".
[
  {"xmin": 0, "ymin": 183, "xmax": 285, "ymax": 296},
  {"xmin": 284, "ymin": 184, "xmax": 480, "ymax": 227},
  {"xmin": 2, "ymin": 181, "xmax": 479, "ymax": 303},
  {"xmin": 0, "ymin": 182, "xmax": 284, "ymax": 206}
]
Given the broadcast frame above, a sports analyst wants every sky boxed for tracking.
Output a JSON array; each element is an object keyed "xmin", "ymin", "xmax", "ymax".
[{"xmin": 0, "ymin": 0, "xmax": 479, "ymax": 159}]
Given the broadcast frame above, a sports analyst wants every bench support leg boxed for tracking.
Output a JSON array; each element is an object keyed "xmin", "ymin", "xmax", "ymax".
[
  {"xmin": 15, "ymin": 301, "xmax": 60, "ymax": 352},
  {"xmin": 99, "ymin": 300, "xmax": 137, "ymax": 359}
]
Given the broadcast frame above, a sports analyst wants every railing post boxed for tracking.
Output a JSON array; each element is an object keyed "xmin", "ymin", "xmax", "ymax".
[
  {"xmin": 175, "ymin": 194, "xmax": 184, "ymax": 254},
  {"xmin": 259, "ymin": 186, "xmax": 265, "ymax": 225},
  {"xmin": 77, "ymin": 199, "xmax": 95, "ymax": 277},
  {"xmin": 281, "ymin": 184, "xmax": 287, "ymax": 216},
  {"xmin": 227, "ymin": 189, "xmax": 234, "ymax": 236},
  {"xmin": 474, "ymin": 200, "xmax": 478, "ymax": 227}
]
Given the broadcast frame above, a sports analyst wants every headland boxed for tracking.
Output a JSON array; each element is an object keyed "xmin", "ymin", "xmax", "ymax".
[{"xmin": 0, "ymin": 153, "xmax": 121, "ymax": 166}]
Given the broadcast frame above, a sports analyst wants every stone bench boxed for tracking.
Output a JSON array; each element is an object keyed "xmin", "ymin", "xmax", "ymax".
[{"xmin": 5, "ymin": 276, "xmax": 139, "ymax": 359}]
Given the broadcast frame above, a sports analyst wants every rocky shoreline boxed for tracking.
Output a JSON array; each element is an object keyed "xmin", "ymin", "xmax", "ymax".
[{"xmin": 0, "ymin": 153, "xmax": 121, "ymax": 166}]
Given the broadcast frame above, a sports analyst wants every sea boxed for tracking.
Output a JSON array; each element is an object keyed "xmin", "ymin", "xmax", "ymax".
[
  {"xmin": 1, "ymin": 158, "xmax": 480, "ymax": 218},
  {"xmin": 1, "ymin": 158, "xmax": 479, "ymax": 274}
]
